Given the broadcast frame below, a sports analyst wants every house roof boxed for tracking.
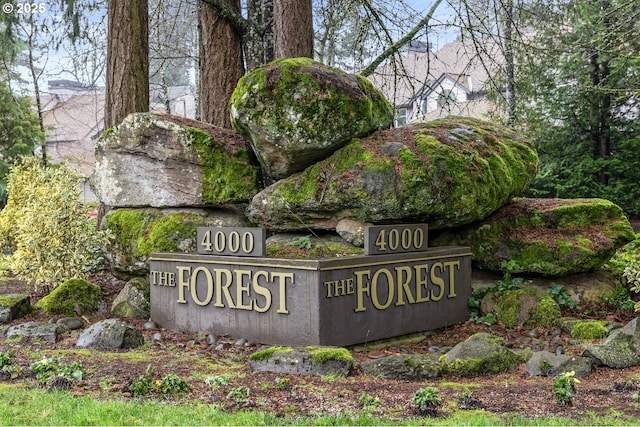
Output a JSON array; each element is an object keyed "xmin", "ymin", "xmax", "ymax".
[
  {"xmin": 42, "ymin": 92, "xmax": 105, "ymax": 177},
  {"xmin": 367, "ymin": 39, "xmax": 503, "ymax": 108},
  {"xmin": 414, "ymin": 99, "xmax": 502, "ymax": 122}
]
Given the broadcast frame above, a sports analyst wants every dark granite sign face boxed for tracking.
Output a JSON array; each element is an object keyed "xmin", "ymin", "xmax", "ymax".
[{"xmin": 149, "ymin": 225, "xmax": 471, "ymax": 346}]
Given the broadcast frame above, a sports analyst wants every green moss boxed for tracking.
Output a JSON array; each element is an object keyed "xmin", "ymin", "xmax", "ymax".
[
  {"xmin": 136, "ymin": 213, "xmax": 200, "ymax": 256},
  {"xmin": 107, "ymin": 209, "xmax": 212, "ymax": 259},
  {"xmin": 571, "ymin": 320, "xmax": 609, "ymax": 339},
  {"xmin": 34, "ymin": 278, "xmax": 102, "ymax": 316},
  {"xmin": 187, "ymin": 127, "xmax": 258, "ymax": 204},
  {"xmin": 494, "ymin": 289, "xmax": 532, "ymax": 328},
  {"xmin": 305, "ymin": 346, "xmax": 353, "ymax": 364},
  {"xmin": 106, "ymin": 209, "xmax": 150, "ymax": 255},
  {"xmin": 527, "ymin": 295, "xmax": 561, "ymax": 328},
  {"xmin": 231, "ymin": 58, "xmax": 392, "ymax": 149},
  {"xmin": 248, "ymin": 346, "xmax": 292, "ymax": 361},
  {"xmin": 441, "ymin": 351, "xmax": 525, "ymax": 377},
  {"xmin": 0, "ymin": 295, "xmax": 26, "ymax": 308}
]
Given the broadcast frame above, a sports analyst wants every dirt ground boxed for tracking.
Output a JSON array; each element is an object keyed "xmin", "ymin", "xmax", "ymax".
[{"xmin": 2, "ymin": 271, "xmax": 640, "ymax": 422}]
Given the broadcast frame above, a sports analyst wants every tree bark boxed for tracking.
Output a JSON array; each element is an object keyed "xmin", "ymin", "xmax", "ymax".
[
  {"xmin": 273, "ymin": 0, "xmax": 313, "ymax": 58},
  {"xmin": 105, "ymin": 0, "xmax": 149, "ymax": 129},
  {"xmin": 199, "ymin": 0, "xmax": 244, "ymax": 128}
]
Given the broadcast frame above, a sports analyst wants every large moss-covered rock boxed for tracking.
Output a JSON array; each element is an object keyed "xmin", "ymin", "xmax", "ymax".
[
  {"xmin": 92, "ymin": 112, "xmax": 259, "ymax": 207},
  {"xmin": 432, "ymin": 198, "xmax": 635, "ymax": 276},
  {"xmin": 230, "ymin": 57, "xmax": 394, "ymax": 180},
  {"xmin": 249, "ymin": 117, "xmax": 538, "ymax": 231},
  {"xmin": 104, "ymin": 207, "xmax": 251, "ymax": 277}
]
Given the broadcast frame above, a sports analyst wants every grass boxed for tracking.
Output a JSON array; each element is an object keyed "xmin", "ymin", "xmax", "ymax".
[{"xmin": 0, "ymin": 386, "xmax": 639, "ymax": 426}]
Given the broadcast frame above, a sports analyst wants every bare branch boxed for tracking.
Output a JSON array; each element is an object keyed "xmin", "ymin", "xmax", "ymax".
[{"xmin": 360, "ymin": 0, "xmax": 444, "ymax": 77}]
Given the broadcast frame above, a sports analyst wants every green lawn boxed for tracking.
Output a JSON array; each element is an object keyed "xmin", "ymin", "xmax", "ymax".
[{"xmin": 0, "ymin": 386, "xmax": 638, "ymax": 426}]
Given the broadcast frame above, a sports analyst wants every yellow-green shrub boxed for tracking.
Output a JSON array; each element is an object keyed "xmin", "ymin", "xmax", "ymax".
[{"xmin": 0, "ymin": 158, "xmax": 111, "ymax": 291}]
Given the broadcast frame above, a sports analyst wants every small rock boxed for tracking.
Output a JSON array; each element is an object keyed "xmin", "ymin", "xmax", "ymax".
[
  {"xmin": 143, "ymin": 320, "xmax": 157, "ymax": 329},
  {"xmin": 57, "ymin": 317, "xmax": 84, "ymax": 330},
  {"xmin": 7, "ymin": 321, "xmax": 63, "ymax": 343},
  {"xmin": 205, "ymin": 335, "xmax": 217, "ymax": 345},
  {"xmin": 214, "ymin": 343, "xmax": 226, "ymax": 351},
  {"xmin": 336, "ymin": 218, "xmax": 371, "ymax": 247},
  {"xmin": 76, "ymin": 319, "xmax": 144, "ymax": 349},
  {"xmin": 234, "ymin": 338, "xmax": 247, "ymax": 347},
  {"xmin": 152, "ymin": 332, "xmax": 162, "ymax": 341},
  {"xmin": 47, "ymin": 376, "xmax": 72, "ymax": 392}
]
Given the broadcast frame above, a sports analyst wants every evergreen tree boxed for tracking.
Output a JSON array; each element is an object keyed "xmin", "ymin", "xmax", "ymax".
[
  {"xmin": 0, "ymin": 82, "xmax": 44, "ymax": 206},
  {"xmin": 521, "ymin": 0, "xmax": 640, "ymax": 216}
]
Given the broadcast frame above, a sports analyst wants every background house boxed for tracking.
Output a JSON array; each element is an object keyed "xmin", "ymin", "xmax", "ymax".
[
  {"xmin": 40, "ymin": 80, "xmax": 197, "ymax": 203},
  {"xmin": 368, "ymin": 40, "xmax": 503, "ymax": 125}
]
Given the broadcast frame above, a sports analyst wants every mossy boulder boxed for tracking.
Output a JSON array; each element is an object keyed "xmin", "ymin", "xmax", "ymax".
[
  {"xmin": 480, "ymin": 288, "xmax": 561, "ymax": 328},
  {"xmin": 92, "ymin": 112, "xmax": 259, "ymax": 207},
  {"xmin": 0, "ymin": 294, "xmax": 31, "ymax": 323},
  {"xmin": 249, "ymin": 346, "xmax": 353, "ymax": 377},
  {"xmin": 230, "ymin": 57, "xmax": 394, "ymax": 180},
  {"xmin": 34, "ymin": 278, "xmax": 105, "ymax": 316},
  {"xmin": 360, "ymin": 353, "xmax": 441, "ymax": 381},
  {"xmin": 440, "ymin": 332, "xmax": 527, "ymax": 377},
  {"xmin": 249, "ymin": 116, "xmax": 538, "ymax": 231},
  {"xmin": 111, "ymin": 277, "xmax": 150, "ymax": 319},
  {"xmin": 582, "ymin": 317, "xmax": 640, "ymax": 368},
  {"xmin": 103, "ymin": 207, "xmax": 250, "ymax": 277},
  {"xmin": 432, "ymin": 198, "xmax": 635, "ymax": 276}
]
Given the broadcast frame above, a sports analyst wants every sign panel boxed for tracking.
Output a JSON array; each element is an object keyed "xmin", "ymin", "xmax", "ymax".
[
  {"xmin": 364, "ymin": 224, "xmax": 429, "ymax": 255},
  {"xmin": 149, "ymin": 246, "xmax": 471, "ymax": 346}
]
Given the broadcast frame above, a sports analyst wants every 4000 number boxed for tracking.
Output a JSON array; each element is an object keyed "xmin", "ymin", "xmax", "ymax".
[
  {"xmin": 197, "ymin": 227, "xmax": 266, "ymax": 257},
  {"xmin": 364, "ymin": 224, "xmax": 429, "ymax": 255}
]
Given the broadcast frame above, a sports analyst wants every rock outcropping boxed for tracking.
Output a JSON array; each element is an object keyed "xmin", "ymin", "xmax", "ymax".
[
  {"xmin": 248, "ymin": 117, "xmax": 539, "ymax": 231},
  {"xmin": 92, "ymin": 113, "xmax": 259, "ymax": 208},
  {"xmin": 432, "ymin": 198, "xmax": 635, "ymax": 275}
]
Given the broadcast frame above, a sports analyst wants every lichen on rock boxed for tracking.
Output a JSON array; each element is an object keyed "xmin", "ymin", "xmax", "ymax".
[
  {"xmin": 432, "ymin": 197, "xmax": 635, "ymax": 276},
  {"xmin": 92, "ymin": 112, "xmax": 259, "ymax": 208},
  {"xmin": 249, "ymin": 116, "xmax": 538, "ymax": 231},
  {"xmin": 230, "ymin": 57, "xmax": 394, "ymax": 180}
]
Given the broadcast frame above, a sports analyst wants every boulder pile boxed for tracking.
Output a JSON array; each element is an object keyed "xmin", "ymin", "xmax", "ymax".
[{"xmin": 90, "ymin": 57, "xmax": 634, "ymax": 279}]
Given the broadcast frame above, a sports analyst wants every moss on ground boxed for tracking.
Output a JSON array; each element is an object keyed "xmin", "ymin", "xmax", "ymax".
[{"xmin": 571, "ymin": 320, "xmax": 609, "ymax": 339}]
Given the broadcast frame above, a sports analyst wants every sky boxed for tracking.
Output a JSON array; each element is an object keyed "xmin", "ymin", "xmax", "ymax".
[{"xmin": 11, "ymin": 0, "xmax": 460, "ymax": 95}]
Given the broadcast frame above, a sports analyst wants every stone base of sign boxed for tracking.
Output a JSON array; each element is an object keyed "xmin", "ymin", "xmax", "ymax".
[{"xmin": 149, "ymin": 246, "xmax": 471, "ymax": 347}]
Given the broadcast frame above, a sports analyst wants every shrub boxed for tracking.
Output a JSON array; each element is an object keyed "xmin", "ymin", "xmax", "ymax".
[
  {"xmin": 0, "ymin": 158, "xmax": 112, "ymax": 292},
  {"xmin": 553, "ymin": 371, "xmax": 579, "ymax": 406},
  {"xmin": 412, "ymin": 386, "xmax": 442, "ymax": 416}
]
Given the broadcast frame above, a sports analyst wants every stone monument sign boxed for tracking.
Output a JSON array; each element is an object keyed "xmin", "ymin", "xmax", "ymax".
[{"xmin": 150, "ymin": 225, "xmax": 472, "ymax": 346}]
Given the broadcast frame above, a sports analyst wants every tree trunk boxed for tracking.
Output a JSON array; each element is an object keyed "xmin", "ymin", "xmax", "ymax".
[
  {"xmin": 502, "ymin": 0, "xmax": 516, "ymax": 125},
  {"xmin": 273, "ymin": 0, "xmax": 313, "ymax": 59},
  {"xmin": 199, "ymin": 0, "xmax": 244, "ymax": 128},
  {"xmin": 25, "ymin": 15, "xmax": 46, "ymax": 164},
  {"xmin": 105, "ymin": 0, "xmax": 149, "ymax": 129}
]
